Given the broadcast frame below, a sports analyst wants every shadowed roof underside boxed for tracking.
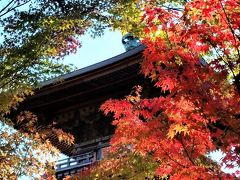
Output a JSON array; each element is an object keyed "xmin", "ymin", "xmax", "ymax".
[{"xmin": 21, "ymin": 45, "xmax": 145, "ymax": 155}]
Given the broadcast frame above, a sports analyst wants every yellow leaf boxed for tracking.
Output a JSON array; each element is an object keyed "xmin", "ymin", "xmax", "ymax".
[{"xmin": 167, "ymin": 124, "xmax": 190, "ymax": 139}]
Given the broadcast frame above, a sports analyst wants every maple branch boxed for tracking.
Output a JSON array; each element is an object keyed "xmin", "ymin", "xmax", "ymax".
[
  {"xmin": 164, "ymin": 29, "xmax": 180, "ymax": 68},
  {"xmin": 207, "ymin": 40, "xmax": 240, "ymax": 94},
  {"xmin": 0, "ymin": 0, "xmax": 31, "ymax": 18},
  {"xmin": 165, "ymin": 31, "xmax": 172, "ymax": 50},
  {"xmin": 217, "ymin": 112, "xmax": 240, "ymax": 136},
  {"xmin": 0, "ymin": 0, "xmax": 15, "ymax": 15},
  {"xmin": 198, "ymin": 106, "xmax": 240, "ymax": 147},
  {"xmin": 179, "ymin": 136, "xmax": 195, "ymax": 165},
  {"xmin": 218, "ymin": 0, "xmax": 240, "ymax": 60},
  {"xmin": 162, "ymin": 5, "xmax": 184, "ymax": 12},
  {"xmin": 190, "ymin": 137, "xmax": 195, "ymax": 157},
  {"xmin": 159, "ymin": 144, "xmax": 186, "ymax": 168}
]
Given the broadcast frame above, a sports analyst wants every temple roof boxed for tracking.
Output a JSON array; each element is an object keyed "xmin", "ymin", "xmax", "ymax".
[
  {"xmin": 19, "ymin": 45, "xmax": 146, "ymax": 155},
  {"xmin": 26, "ymin": 45, "xmax": 145, "ymax": 111},
  {"xmin": 41, "ymin": 45, "xmax": 145, "ymax": 87}
]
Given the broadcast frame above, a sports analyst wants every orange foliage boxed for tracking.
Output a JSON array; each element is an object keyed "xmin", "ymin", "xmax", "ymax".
[{"xmin": 100, "ymin": 0, "xmax": 240, "ymax": 179}]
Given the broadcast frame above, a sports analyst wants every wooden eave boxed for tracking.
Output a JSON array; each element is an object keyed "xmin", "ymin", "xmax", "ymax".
[
  {"xmin": 23, "ymin": 45, "xmax": 145, "ymax": 112},
  {"xmin": 18, "ymin": 46, "xmax": 146, "ymax": 155}
]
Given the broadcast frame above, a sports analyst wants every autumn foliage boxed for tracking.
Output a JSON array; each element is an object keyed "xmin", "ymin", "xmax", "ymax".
[
  {"xmin": 0, "ymin": 0, "xmax": 239, "ymax": 179},
  {"xmin": 93, "ymin": 0, "xmax": 240, "ymax": 179}
]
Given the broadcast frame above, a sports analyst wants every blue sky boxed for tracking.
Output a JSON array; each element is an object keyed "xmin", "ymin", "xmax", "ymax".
[{"xmin": 63, "ymin": 29, "xmax": 125, "ymax": 69}]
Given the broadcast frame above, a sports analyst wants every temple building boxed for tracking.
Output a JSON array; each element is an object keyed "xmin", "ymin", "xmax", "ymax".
[{"xmin": 20, "ymin": 36, "xmax": 158, "ymax": 179}]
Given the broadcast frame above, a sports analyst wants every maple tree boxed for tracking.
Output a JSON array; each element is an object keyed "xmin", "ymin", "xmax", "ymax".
[{"xmin": 76, "ymin": 0, "xmax": 240, "ymax": 179}]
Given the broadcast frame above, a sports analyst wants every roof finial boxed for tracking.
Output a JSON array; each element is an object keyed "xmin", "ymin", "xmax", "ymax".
[{"xmin": 122, "ymin": 33, "xmax": 141, "ymax": 51}]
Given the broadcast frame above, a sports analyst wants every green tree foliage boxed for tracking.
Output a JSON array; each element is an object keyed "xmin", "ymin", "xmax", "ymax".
[
  {"xmin": 0, "ymin": 114, "xmax": 59, "ymax": 179},
  {"xmin": 0, "ymin": 0, "xmax": 128, "ymax": 178},
  {"xmin": 0, "ymin": 0, "xmax": 113, "ymax": 114}
]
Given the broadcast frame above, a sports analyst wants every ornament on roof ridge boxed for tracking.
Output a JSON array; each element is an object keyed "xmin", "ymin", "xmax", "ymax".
[{"xmin": 122, "ymin": 33, "xmax": 141, "ymax": 51}]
